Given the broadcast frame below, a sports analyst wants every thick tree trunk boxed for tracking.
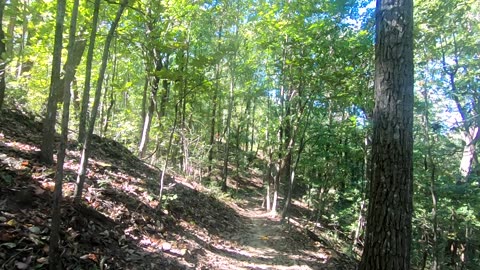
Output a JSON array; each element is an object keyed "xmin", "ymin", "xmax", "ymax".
[
  {"xmin": 74, "ymin": 0, "xmax": 127, "ymax": 203},
  {"xmin": 78, "ymin": 0, "xmax": 100, "ymax": 143},
  {"xmin": 359, "ymin": 0, "xmax": 414, "ymax": 269}
]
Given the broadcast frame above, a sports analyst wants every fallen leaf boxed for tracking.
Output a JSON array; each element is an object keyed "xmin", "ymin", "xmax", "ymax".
[
  {"xmin": 14, "ymin": 261, "xmax": 29, "ymax": 269},
  {"xmin": 6, "ymin": 219, "xmax": 17, "ymax": 226},
  {"xmin": 28, "ymin": 226, "xmax": 42, "ymax": 234},
  {"xmin": 36, "ymin": 257, "xmax": 48, "ymax": 263},
  {"xmin": 80, "ymin": 253, "xmax": 98, "ymax": 262},
  {"xmin": 162, "ymin": 242, "xmax": 172, "ymax": 251},
  {"xmin": 40, "ymin": 182, "xmax": 55, "ymax": 192}
]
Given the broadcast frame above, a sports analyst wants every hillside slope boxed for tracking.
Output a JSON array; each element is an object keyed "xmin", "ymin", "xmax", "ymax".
[{"xmin": 0, "ymin": 108, "xmax": 356, "ymax": 269}]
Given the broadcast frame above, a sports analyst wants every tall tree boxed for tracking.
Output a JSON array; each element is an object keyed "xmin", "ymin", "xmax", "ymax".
[
  {"xmin": 49, "ymin": 0, "xmax": 80, "ymax": 267},
  {"xmin": 74, "ymin": 0, "xmax": 128, "ymax": 202},
  {"xmin": 78, "ymin": 0, "xmax": 101, "ymax": 143},
  {"xmin": 0, "ymin": 0, "xmax": 6, "ymax": 110},
  {"xmin": 359, "ymin": 0, "xmax": 414, "ymax": 269},
  {"xmin": 40, "ymin": 0, "xmax": 66, "ymax": 164}
]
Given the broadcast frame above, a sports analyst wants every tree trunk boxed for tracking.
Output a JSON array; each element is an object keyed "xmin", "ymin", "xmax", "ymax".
[
  {"xmin": 78, "ymin": 0, "xmax": 101, "ymax": 143},
  {"xmin": 74, "ymin": 0, "xmax": 128, "ymax": 203},
  {"xmin": 40, "ymin": 0, "xmax": 67, "ymax": 165},
  {"xmin": 441, "ymin": 50, "xmax": 479, "ymax": 184},
  {"xmin": 158, "ymin": 103, "xmax": 178, "ymax": 211},
  {"xmin": 6, "ymin": 0, "xmax": 15, "ymax": 59},
  {"xmin": 271, "ymin": 159, "xmax": 281, "ymax": 215},
  {"xmin": 49, "ymin": 0, "xmax": 79, "ymax": 268},
  {"xmin": 281, "ymin": 121, "xmax": 307, "ymax": 220},
  {"xmin": 353, "ymin": 134, "xmax": 370, "ymax": 248},
  {"xmin": 60, "ymin": 39, "xmax": 86, "ymax": 103},
  {"xmin": 181, "ymin": 40, "xmax": 190, "ymax": 174},
  {"xmin": 103, "ymin": 86, "xmax": 115, "ymax": 135},
  {"xmin": 421, "ymin": 67, "xmax": 440, "ymax": 270},
  {"xmin": 103, "ymin": 41, "xmax": 117, "ymax": 135},
  {"xmin": 139, "ymin": 41, "xmax": 163, "ymax": 158},
  {"xmin": 222, "ymin": 64, "xmax": 235, "ymax": 192},
  {"xmin": 140, "ymin": 75, "xmax": 148, "ymax": 133},
  {"xmin": 208, "ymin": 68, "xmax": 220, "ymax": 174},
  {"xmin": 208, "ymin": 28, "xmax": 223, "ymax": 174},
  {"xmin": 15, "ymin": 0, "xmax": 28, "ymax": 79},
  {"xmin": 359, "ymin": 0, "xmax": 414, "ymax": 268},
  {"xmin": 138, "ymin": 72, "xmax": 158, "ymax": 158},
  {"xmin": 0, "ymin": 0, "xmax": 6, "ymax": 110}
]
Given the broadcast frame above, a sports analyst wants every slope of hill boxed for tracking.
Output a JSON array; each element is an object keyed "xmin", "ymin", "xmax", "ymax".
[{"xmin": 0, "ymin": 108, "xmax": 356, "ymax": 269}]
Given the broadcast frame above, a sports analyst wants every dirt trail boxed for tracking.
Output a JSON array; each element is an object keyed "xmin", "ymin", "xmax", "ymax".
[{"xmin": 194, "ymin": 197, "xmax": 336, "ymax": 270}]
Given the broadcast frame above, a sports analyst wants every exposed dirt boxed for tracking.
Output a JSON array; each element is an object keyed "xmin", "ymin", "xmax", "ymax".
[{"xmin": 0, "ymin": 108, "xmax": 357, "ymax": 270}]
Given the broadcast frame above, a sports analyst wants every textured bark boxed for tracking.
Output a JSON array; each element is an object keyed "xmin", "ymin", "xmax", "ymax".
[{"xmin": 359, "ymin": 0, "xmax": 414, "ymax": 269}]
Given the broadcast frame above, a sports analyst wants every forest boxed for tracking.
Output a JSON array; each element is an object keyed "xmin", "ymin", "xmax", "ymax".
[{"xmin": 0, "ymin": 0, "xmax": 479, "ymax": 269}]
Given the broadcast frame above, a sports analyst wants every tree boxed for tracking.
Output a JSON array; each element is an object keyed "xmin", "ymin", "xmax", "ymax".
[
  {"xmin": 74, "ymin": 0, "xmax": 128, "ymax": 202},
  {"xmin": 359, "ymin": 0, "xmax": 414, "ymax": 269},
  {"xmin": 40, "ymin": 0, "xmax": 66, "ymax": 164},
  {"xmin": 0, "ymin": 0, "xmax": 6, "ymax": 110},
  {"xmin": 48, "ymin": 1, "xmax": 80, "ymax": 267},
  {"xmin": 78, "ymin": 0, "xmax": 101, "ymax": 143}
]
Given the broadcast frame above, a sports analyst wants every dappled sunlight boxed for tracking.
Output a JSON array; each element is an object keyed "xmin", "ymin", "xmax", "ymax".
[{"xmin": 1, "ymin": 109, "xmax": 357, "ymax": 269}]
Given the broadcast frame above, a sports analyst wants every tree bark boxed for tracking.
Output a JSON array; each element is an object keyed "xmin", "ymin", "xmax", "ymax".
[
  {"xmin": 0, "ymin": 0, "xmax": 6, "ymax": 110},
  {"xmin": 359, "ymin": 0, "xmax": 414, "ymax": 269},
  {"xmin": 420, "ymin": 66, "xmax": 440, "ymax": 270},
  {"xmin": 40, "ymin": 0, "xmax": 66, "ymax": 165},
  {"xmin": 222, "ymin": 64, "xmax": 235, "ymax": 192},
  {"xmin": 49, "ymin": 0, "xmax": 79, "ymax": 268},
  {"xmin": 208, "ymin": 28, "xmax": 223, "ymax": 174},
  {"xmin": 138, "ymin": 36, "xmax": 163, "ymax": 158},
  {"xmin": 78, "ymin": 0, "xmax": 101, "ymax": 143},
  {"xmin": 158, "ymin": 103, "xmax": 178, "ymax": 211},
  {"xmin": 74, "ymin": 0, "xmax": 128, "ymax": 203}
]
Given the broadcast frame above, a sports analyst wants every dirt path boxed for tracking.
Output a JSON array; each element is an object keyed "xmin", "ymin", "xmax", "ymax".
[{"xmin": 193, "ymin": 198, "xmax": 337, "ymax": 270}]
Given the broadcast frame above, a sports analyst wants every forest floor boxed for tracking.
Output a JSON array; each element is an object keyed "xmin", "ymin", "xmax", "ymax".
[{"xmin": 0, "ymin": 108, "xmax": 357, "ymax": 269}]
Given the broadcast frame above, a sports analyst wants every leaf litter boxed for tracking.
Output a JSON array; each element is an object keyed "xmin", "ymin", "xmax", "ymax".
[{"xmin": 0, "ymin": 108, "xmax": 356, "ymax": 269}]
